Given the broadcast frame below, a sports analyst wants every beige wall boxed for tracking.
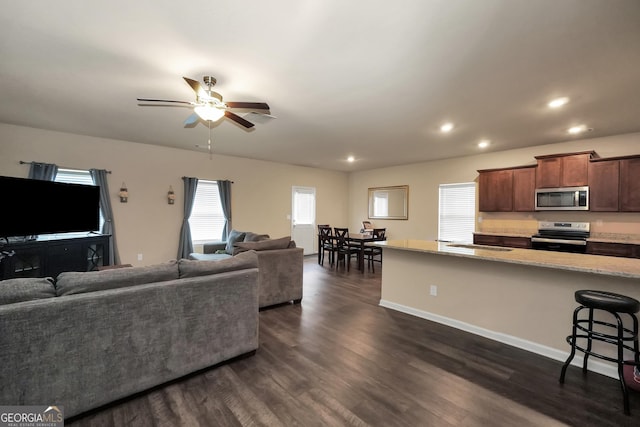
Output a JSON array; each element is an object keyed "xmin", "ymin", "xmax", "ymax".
[
  {"xmin": 349, "ymin": 132, "xmax": 640, "ymax": 240},
  {"xmin": 0, "ymin": 123, "xmax": 349, "ymax": 266}
]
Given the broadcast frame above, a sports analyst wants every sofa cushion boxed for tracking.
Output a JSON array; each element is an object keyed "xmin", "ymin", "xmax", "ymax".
[
  {"xmin": 225, "ymin": 230, "xmax": 246, "ymax": 254},
  {"xmin": 0, "ymin": 277, "xmax": 56, "ymax": 305},
  {"xmin": 233, "ymin": 236, "xmax": 292, "ymax": 254},
  {"xmin": 188, "ymin": 252, "xmax": 232, "ymax": 261},
  {"xmin": 243, "ymin": 232, "xmax": 270, "ymax": 242},
  {"xmin": 55, "ymin": 261, "xmax": 179, "ymax": 296},
  {"xmin": 179, "ymin": 250, "xmax": 258, "ymax": 278}
]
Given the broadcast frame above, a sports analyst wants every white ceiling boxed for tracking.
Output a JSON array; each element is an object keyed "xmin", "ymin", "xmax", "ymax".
[{"xmin": 1, "ymin": 0, "xmax": 639, "ymax": 171}]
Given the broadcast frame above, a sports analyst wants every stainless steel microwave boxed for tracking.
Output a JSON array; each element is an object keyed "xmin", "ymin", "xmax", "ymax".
[{"xmin": 535, "ymin": 186, "xmax": 589, "ymax": 211}]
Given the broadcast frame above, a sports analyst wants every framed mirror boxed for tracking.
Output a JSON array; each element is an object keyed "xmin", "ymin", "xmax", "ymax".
[{"xmin": 368, "ymin": 185, "xmax": 409, "ymax": 220}]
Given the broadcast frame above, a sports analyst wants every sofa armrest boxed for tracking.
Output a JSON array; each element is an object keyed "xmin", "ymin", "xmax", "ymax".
[
  {"xmin": 203, "ymin": 241, "xmax": 226, "ymax": 254},
  {"xmin": 255, "ymin": 247, "xmax": 304, "ymax": 308}
]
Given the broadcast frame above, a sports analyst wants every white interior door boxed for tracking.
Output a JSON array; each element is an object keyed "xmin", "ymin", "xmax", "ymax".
[{"xmin": 291, "ymin": 186, "xmax": 316, "ymax": 255}]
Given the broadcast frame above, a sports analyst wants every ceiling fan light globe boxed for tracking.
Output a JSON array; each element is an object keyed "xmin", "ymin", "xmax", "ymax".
[{"xmin": 194, "ymin": 105, "xmax": 225, "ymax": 122}]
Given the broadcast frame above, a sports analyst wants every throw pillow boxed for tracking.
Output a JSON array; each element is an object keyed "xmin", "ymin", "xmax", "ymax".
[
  {"xmin": 0, "ymin": 277, "xmax": 56, "ymax": 305},
  {"xmin": 233, "ymin": 236, "xmax": 292, "ymax": 254},
  {"xmin": 55, "ymin": 261, "xmax": 179, "ymax": 296},
  {"xmin": 178, "ymin": 250, "xmax": 258, "ymax": 278},
  {"xmin": 225, "ymin": 229, "xmax": 246, "ymax": 254},
  {"xmin": 243, "ymin": 232, "xmax": 270, "ymax": 242}
]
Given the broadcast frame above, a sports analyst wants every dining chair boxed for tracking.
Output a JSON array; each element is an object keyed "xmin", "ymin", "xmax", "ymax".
[
  {"xmin": 318, "ymin": 224, "xmax": 334, "ymax": 266},
  {"xmin": 333, "ymin": 227, "xmax": 357, "ymax": 271},
  {"xmin": 365, "ymin": 228, "xmax": 386, "ymax": 272}
]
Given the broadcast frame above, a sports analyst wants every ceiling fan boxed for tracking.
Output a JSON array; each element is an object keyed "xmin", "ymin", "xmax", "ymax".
[{"xmin": 137, "ymin": 76, "xmax": 271, "ymax": 129}]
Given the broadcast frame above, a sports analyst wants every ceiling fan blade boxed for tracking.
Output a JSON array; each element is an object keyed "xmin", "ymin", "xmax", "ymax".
[
  {"xmin": 183, "ymin": 77, "xmax": 207, "ymax": 99},
  {"xmin": 226, "ymin": 102, "xmax": 270, "ymax": 111},
  {"xmin": 184, "ymin": 113, "xmax": 199, "ymax": 126},
  {"xmin": 137, "ymin": 98, "xmax": 193, "ymax": 105},
  {"xmin": 243, "ymin": 112, "xmax": 277, "ymax": 124},
  {"xmin": 225, "ymin": 111, "xmax": 255, "ymax": 128}
]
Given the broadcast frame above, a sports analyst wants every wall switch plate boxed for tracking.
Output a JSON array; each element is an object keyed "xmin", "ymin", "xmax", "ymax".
[
  {"xmin": 137, "ymin": 253, "xmax": 143, "ymax": 261},
  {"xmin": 430, "ymin": 285, "xmax": 437, "ymax": 296}
]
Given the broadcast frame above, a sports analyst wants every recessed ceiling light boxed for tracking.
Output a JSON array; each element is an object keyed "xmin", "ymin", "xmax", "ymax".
[
  {"xmin": 548, "ymin": 97, "xmax": 569, "ymax": 108},
  {"xmin": 440, "ymin": 122, "xmax": 454, "ymax": 133},
  {"xmin": 568, "ymin": 125, "xmax": 588, "ymax": 134},
  {"xmin": 478, "ymin": 140, "xmax": 490, "ymax": 149},
  {"xmin": 347, "ymin": 156, "xmax": 355, "ymax": 162}
]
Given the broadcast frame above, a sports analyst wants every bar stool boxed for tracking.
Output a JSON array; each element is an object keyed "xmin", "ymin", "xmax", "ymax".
[{"xmin": 559, "ymin": 290, "xmax": 640, "ymax": 415}]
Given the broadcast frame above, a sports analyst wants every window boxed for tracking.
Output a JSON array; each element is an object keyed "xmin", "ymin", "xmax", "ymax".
[
  {"xmin": 55, "ymin": 168, "xmax": 94, "ymax": 186},
  {"xmin": 438, "ymin": 182, "xmax": 476, "ymax": 243},
  {"xmin": 55, "ymin": 168, "xmax": 103, "ymax": 231},
  {"xmin": 189, "ymin": 180, "xmax": 225, "ymax": 243}
]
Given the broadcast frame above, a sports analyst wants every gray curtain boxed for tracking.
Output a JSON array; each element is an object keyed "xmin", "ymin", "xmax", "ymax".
[
  {"xmin": 28, "ymin": 162, "xmax": 58, "ymax": 181},
  {"xmin": 90, "ymin": 169, "xmax": 119, "ymax": 265},
  {"xmin": 218, "ymin": 180, "xmax": 232, "ymax": 241},
  {"xmin": 177, "ymin": 177, "xmax": 198, "ymax": 259}
]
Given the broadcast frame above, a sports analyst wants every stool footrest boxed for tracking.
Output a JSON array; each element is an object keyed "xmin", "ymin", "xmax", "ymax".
[
  {"xmin": 574, "ymin": 321, "xmax": 638, "ymax": 343},
  {"xmin": 567, "ymin": 337, "xmax": 640, "ymax": 364}
]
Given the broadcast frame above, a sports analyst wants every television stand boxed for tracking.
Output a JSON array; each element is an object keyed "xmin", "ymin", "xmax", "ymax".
[
  {"xmin": 2, "ymin": 235, "xmax": 37, "ymax": 244},
  {"xmin": 0, "ymin": 233, "xmax": 110, "ymax": 280}
]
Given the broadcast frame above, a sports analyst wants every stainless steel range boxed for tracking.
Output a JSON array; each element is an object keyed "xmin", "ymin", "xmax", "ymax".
[{"xmin": 531, "ymin": 221, "xmax": 590, "ymax": 253}]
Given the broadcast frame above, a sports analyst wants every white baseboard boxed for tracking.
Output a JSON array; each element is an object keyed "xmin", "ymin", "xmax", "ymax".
[{"xmin": 379, "ymin": 299, "xmax": 619, "ymax": 380}]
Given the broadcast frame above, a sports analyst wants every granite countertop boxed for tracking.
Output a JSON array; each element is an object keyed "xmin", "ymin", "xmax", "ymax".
[{"xmin": 373, "ymin": 239, "xmax": 640, "ymax": 279}]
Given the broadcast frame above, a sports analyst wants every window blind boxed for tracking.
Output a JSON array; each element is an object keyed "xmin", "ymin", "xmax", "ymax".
[
  {"xmin": 55, "ymin": 168, "xmax": 94, "ymax": 186},
  {"xmin": 438, "ymin": 182, "xmax": 476, "ymax": 243},
  {"xmin": 189, "ymin": 180, "xmax": 225, "ymax": 243}
]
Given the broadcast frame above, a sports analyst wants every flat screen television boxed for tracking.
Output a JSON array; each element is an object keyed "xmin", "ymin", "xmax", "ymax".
[{"xmin": 0, "ymin": 175, "xmax": 100, "ymax": 238}]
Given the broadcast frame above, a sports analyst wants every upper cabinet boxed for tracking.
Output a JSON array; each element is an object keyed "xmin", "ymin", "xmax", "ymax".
[
  {"xmin": 589, "ymin": 159, "xmax": 619, "ymax": 211},
  {"xmin": 478, "ymin": 150, "xmax": 640, "ymax": 213},
  {"xmin": 534, "ymin": 151, "xmax": 594, "ymax": 188},
  {"xmin": 477, "ymin": 165, "xmax": 536, "ymax": 212},
  {"xmin": 588, "ymin": 155, "xmax": 640, "ymax": 212},
  {"xmin": 512, "ymin": 166, "xmax": 536, "ymax": 211},
  {"xmin": 620, "ymin": 156, "xmax": 640, "ymax": 211},
  {"xmin": 478, "ymin": 168, "xmax": 513, "ymax": 212}
]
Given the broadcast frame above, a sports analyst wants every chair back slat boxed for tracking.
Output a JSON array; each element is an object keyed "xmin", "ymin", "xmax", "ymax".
[
  {"xmin": 373, "ymin": 228, "xmax": 386, "ymax": 239},
  {"xmin": 333, "ymin": 227, "xmax": 349, "ymax": 247},
  {"xmin": 319, "ymin": 225, "xmax": 332, "ymax": 239}
]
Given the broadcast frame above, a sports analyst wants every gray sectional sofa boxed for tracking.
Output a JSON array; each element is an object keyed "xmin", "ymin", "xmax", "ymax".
[
  {"xmin": 189, "ymin": 231, "xmax": 304, "ymax": 308},
  {"xmin": 0, "ymin": 251, "xmax": 260, "ymax": 419}
]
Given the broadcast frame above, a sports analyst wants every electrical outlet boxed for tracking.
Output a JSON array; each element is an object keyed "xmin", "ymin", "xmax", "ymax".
[
  {"xmin": 137, "ymin": 253, "xmax": 143, "ymax": 261},
  {"xmin": 430, "ymin": 285, "xmax": 437, "ymax": 296}
]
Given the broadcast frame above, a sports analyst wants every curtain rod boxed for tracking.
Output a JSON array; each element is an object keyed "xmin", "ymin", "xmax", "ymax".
[
  {"xmin": 181, "ymin": 176, "xmax": 234, "ymax": 183},
  {"xmin": 19, "ymin": 161, "xmax": 112, "ymax": 174}
]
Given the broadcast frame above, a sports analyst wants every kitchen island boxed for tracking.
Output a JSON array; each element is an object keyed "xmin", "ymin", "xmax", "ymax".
[{"xmin": 373, "ymin": 240, "xmax": 640, "ymax": 378}]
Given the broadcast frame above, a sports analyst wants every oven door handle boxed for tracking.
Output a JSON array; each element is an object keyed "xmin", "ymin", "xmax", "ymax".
[{"xmin": 531, "ymin": 237, "xmax": 587, "ymax": 246}]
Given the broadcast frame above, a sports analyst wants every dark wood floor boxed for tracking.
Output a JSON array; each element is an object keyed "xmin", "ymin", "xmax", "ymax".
[{"xmin": 69, "ymin": 257, "xmax": 640, "ymax": 426}]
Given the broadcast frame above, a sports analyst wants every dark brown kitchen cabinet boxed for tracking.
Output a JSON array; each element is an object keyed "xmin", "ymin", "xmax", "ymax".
[
  {"xmin": 588, "ymin": 159, "xmax": 620, "ymax": 211},
  {"xmin": 478, "ymin": 168, "xmax": 513, "ymax": 212},
  {"xmin": 535, "ymin": 151, "xmax": 594, "ymax": 188},
  {"xmin": 512, "ymin": 166, "xmax": 536, "ymax": 211},
  {"xmin": 586, "ymin": 241, "xmax": 640, "ymax": 258},
  {"xmin": 473, "ymin": 234, "xmax": 532, "ymax": 249},
  {"xmin": 620, "ymin": 156, "xmax": 640, "ymax": 211}
]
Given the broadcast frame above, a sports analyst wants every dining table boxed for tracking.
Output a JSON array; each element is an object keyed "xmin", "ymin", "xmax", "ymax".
[{"xmin": 347, "ymin": 232, "xmax": 386, "ymax": 272}]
